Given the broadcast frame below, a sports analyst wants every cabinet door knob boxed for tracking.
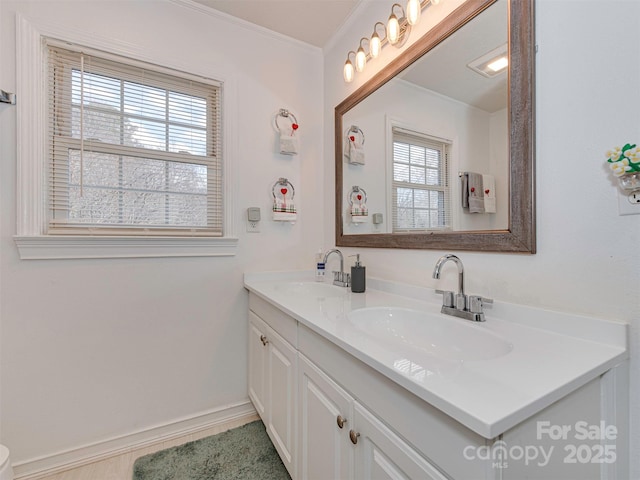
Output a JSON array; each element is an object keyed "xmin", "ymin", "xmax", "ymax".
[
  {"xmin": 260, "ymin": 335, "xmax": 269, "ymax": 346},
  {"xmin": 349, "ymin": 429, "xmax": 360, "ymax": 445},
  {"xmin": 336, "ymin": 415, "xmax": 347, "ymax": 429}
]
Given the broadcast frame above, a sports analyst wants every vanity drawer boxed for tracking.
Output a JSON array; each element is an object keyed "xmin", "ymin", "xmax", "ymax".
[{"xmin": 249, "ymin": 293, "xmax": 297, "ymax": 347}]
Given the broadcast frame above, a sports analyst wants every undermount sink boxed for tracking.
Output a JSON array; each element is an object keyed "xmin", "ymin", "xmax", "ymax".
[
  {"xmin": 348, "ymin": 307, "xmax": 513, "ymax": 362},
  {"xmin": 273, "ymin": 281, "xmax": 348, "ymax": 298}
]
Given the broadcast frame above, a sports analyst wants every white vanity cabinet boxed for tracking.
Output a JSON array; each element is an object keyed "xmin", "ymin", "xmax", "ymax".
[
  {"xmin": 245, "ymin": 276, "xmax": 629, "ymax": 480},
  {"xmin": 298, "ymin": 352, "xmax": 447, "ymax": 480},
  {"xmin": 248, "ymin": 297, "xmax": 297, "ymax": 478}
]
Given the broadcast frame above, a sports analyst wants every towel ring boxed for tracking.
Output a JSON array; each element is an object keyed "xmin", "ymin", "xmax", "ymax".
[
  {"xmin": 348, "ymin": 185, "xmax": 367, "ymax": 206},
  {"xmin": 274, "ymin": 109, "xmax": 299, "ymax": 132},
  {"xmin": 346, "ymin": 125, "xmax": 365, "ymax": 145},
  {"xmin": 272, "ymin": 177, "xmax": 295, "ymax": 200}
]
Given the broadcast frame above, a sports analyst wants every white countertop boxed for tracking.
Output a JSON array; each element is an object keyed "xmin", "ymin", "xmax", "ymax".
[{"xmin": 243, "ymin": 271, "xmax": 628, "ymax": 439}]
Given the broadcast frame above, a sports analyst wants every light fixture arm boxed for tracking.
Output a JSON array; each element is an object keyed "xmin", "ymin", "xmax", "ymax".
[
  {"xmin": 390, "ymin": 3, "xmax": 405, "ymax": 18},
  {"xmin": 373, "ymin": 22, "xmax": 386, "ymax": 41}
]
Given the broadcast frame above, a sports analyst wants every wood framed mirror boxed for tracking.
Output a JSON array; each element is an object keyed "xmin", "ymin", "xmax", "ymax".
[{"xmin": 335, "ymin": 0, "xmax": 535, "ymax": 253}]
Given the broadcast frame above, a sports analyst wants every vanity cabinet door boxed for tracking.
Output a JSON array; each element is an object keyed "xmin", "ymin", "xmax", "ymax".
[
  {"xmin": 248, "ymin": 312, "xmax": 268, "ymax": 417},
  {"xmin": 352, "ymin": 402, "xmax": 447, "ymax": 480},
  {"xmin": 266, "ymin": 321, "xmax": 297, "ymax": 476},
  {"xmin": 248, "ymin": 311, "xmax": 297, "ymax": 478},
  {"xmin": 298, "ymin": 354, "xmax": 353, "ymax": 480}
]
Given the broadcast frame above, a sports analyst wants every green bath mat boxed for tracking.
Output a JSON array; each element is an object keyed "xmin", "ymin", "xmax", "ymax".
[{"xmin": 132, "ymin": 420, "xmax": 291, "ymax": 480}]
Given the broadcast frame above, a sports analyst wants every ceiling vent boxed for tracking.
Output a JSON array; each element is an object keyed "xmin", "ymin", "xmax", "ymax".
[{"xmin": 467, "ymin": 44, "xmax": 508, "ymax": 78}]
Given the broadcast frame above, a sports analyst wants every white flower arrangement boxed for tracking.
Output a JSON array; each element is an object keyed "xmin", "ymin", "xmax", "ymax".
[{"xmin": 606, "ymin": 143, "xmax": 640, "ymax": 176}]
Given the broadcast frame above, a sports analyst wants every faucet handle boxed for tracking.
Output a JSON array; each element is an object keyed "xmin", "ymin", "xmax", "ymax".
[
  {"xmin": 435, "ymin": 289, "xmax": 454, "ymax": 307},
  {"xmin": 468, "ymin": 295, "xmax": 493, "ymax": 313},
  {"xmin": 455, "ymin": 293, "xmax": 467, "ymax": 311},
  {"xmin": 332, "ymin": 271, "xmax": 351, "ymax": 287}
]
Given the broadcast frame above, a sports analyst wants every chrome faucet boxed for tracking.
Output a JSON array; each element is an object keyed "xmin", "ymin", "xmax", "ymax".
[
  {"xmin": 324, "ymin": 249, "xmax": 350, "ymax": 287},
  {"xmin": 432, "ymin": 254, "xmax": 492, "ymax": 322},
  {"xmin": 433, "ymin": 254, "xmax": 466, "ymax": 310}
]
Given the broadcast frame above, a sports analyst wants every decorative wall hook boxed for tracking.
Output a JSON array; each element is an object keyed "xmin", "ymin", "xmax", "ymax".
[
  {"xmin": 349, "ymin": 185, "xmax": 368, "ymax": 223},
  {"xmin": 344, "ymin": 125, "xmax": 365, "ymax": 165},
  {"xmin": 275, "ymin": 109, "xmax": 299, "ymax": 155},
  {"xmin": 272, "ymin": 177, "xmax": 297, "ymax": 223}
]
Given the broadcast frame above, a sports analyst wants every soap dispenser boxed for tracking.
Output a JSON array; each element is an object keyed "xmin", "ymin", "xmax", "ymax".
[{"xmin": 350, "ymin": 254, "xmax": 366, "ymax": 293}]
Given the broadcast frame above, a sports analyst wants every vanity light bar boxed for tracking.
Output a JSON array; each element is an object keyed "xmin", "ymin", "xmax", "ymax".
[{"xmin": 343, "ymin": 0, "xmax": 442, "ymax": 83}]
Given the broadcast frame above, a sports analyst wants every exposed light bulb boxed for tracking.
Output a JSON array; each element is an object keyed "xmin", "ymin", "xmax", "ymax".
[
  {"xmin": 355, "ymin": 46, "xmax": 366, "ymax": 72},
  {"xmin": 407, "ymin": 0, "xmax": 420, "ymax": 26},
  {"xmin": 343, "ymin": 59, "xmax": 355, "ymax": 82},
  {"xmin": 370, "ymin": 32, "xmax": 381, "ymax": 58},
  {"xmin": 388, "ymin": 13, "xmax": 400, "ymax": 45},
  {"xmin": 370, "ymin": 23, "xmax": 385, "ymax": 59}
]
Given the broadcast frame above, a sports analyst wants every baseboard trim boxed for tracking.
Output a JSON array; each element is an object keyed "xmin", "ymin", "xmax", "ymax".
[{"xmin": 14, "ymin": 400, "xmax": 257, "ymax": 480}]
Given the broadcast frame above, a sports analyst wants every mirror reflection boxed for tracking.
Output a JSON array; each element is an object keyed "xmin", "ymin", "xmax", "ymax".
[{"xmin": 342, "ymin": 0, "xmax": 508, "ymax": 235}]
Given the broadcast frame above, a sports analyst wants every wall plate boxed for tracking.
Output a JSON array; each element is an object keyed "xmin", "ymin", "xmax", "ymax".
[
  {"xmin": 247, "ymin": 219, "xmax": 260, "ymax": 232},
  {"xmin": 617, "ymin": 189, "xmax": 640, "ymax": 215}
]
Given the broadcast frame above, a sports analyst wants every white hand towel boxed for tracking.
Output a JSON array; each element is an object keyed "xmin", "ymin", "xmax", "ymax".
[
  {"xmin": 279, "ymin": 132, "xmax": 298, "ymax": 155},
  {"xmin": 273, "ymin": 201, "xmax": 297, "ymax": 223},
  {"xmin": 273, "ymin": 211, "xmax": 297, "ymax": 222},
  {"xmin": 348, "ymin": 140, "xmax": 365, "ymax": 165},
  {"xmin": 482, "ymin": 174, "xmax": 496, "ymax": 214},
  {"xmin": 350, "ymin": 204, "xmax": 368, "ymax": 215}
]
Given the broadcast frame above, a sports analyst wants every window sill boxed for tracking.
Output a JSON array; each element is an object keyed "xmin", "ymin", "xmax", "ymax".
[{"xmin": 14, "ymin": 235, "xmax": 238, "ymax": 260}]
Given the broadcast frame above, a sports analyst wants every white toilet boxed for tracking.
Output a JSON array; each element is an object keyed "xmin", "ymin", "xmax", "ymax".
[{"xmin": 0, "ymin": 445, "xmax": 13, "ymax": 480}]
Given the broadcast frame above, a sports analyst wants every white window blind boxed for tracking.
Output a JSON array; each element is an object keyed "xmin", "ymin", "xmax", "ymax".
[
  {"xmin": 392, "ymin": 127, "xmax": 451, "ymax": 232},
  {"xmin": 46, "ymin": 44, "xmax": 222, "ymax": 236}
]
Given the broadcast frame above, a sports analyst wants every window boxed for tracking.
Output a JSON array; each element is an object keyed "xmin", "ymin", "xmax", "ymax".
[
  {"xmin": 47, "ymin": 44, "xmax": 222, "ymax": 236},
  {"xmin": 391, "ymin": 128, "xmax": 451, "ymax": 232}
]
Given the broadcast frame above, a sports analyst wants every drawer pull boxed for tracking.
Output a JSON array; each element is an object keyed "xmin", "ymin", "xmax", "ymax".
[
  {"xmin": 260, "ymin": 335, "xmax": 269, "ymax": 346},
  {"xmin": 337, "ymin": 415, "xmax": 347, "ymax": 429},
  {"xmin": 349, "ymin": 429, "xmax": 360, "ymax": 445}
]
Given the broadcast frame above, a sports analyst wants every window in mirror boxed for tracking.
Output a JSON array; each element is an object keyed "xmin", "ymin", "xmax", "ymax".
[{"xmin": 391, "ymin": 127, "xmax": 451, "ymax": 232}]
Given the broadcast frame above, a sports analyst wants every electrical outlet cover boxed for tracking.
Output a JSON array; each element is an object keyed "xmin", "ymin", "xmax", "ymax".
[
  {"xmin": 617, "ymin": 189, "xmax": 640, "ymax": 215},
  {"xmin": 247, "ymin": 220, "xmax": 260, "ymax": 232}
]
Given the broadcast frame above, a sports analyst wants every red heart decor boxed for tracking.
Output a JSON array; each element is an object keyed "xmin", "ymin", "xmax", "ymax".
[
  {"xmin": 470, "ymin": 187, "xmax": 475, "ymax": 193},
  {"xmin": 281, "ymin": 188, "xmax": 288, "ymax": 195},
  {"xmin": 350, "ymin": 136, "xmax": 355, "ymax": 142},
  {"xmin": 485, "ymin": 189, "xmax": 490, "ymax": 194},
  {"xmin": 292, "ymin": 124, "xmax": 299, "ymax": 130},
  {"xmin": 357, "ymin": 194, "xmax": 362, "ymax": 200}
]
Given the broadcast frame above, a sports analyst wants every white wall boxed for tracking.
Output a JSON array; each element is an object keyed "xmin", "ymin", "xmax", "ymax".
[
  {"xmin": 324, "ymin": 0, "xmax": 639, "ymax": 477},
  {"xmin": 0, "ymin": 0, "xmax": 324, "ymax": 467}
]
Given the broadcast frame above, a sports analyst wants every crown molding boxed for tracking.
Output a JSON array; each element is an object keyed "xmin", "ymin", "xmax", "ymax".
[{"xmin": 323, "ymin": 0, "xmax": 369, "ymax": 53}]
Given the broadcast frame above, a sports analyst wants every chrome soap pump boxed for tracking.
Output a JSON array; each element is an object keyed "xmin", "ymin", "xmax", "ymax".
[{"xmin": 350, "ymin": 254, "xmax": 366, "ymax": 293}]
